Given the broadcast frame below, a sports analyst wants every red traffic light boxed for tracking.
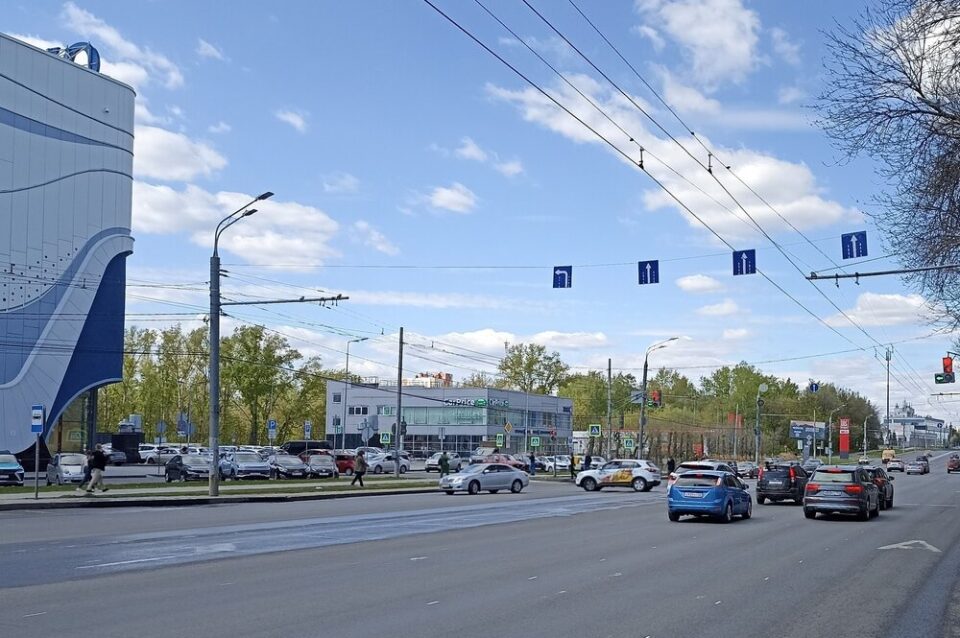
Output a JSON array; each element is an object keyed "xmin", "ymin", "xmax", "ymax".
[{"xmin": 944, "ymin": 357, "xmax": 954, "ymax": 375}]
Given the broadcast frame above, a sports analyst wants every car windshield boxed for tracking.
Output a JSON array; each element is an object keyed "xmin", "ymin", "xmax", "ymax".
[
  {"xmin": 235, "ymin": 454, "xmax": 261, "ymax": 463},
  {"xmin": 812, "ymin": 470, "xmax": 855, "ymax": 483},
  {"xmin": 461, "ymin": 464, "xmax": 485, "ymax": 474},
  {"xmin": 184, "ymin": 455, "xmax": 208, "ymax": 464},
  {"xmin": 60, "ymin": 454, "xmax": 85, "ymax": 465},
  {"xmin": 763, "ymin": 467, "xmax": 794, "ymax": 478},
  {"xmin": 276, "ymin": 457, "xmax": 302, "ymax": 466},
  {"xmin": 674, "ymin": 475, "xmax": 719, "ymax": 487},
  {"xmin": 0, "ymin": 454, "xmax": 18, "ymax": 464}
]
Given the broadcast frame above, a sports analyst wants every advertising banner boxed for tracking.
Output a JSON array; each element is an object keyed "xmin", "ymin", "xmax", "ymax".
[{"xmin": 839, "ymin": 417, "xmax": 850, "ymax": 459}]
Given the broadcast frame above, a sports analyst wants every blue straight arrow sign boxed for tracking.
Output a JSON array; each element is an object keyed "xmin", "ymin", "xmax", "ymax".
[
  {"xmin": 638, "ymin": 260, "xmax": 660, "ymax": 285},
  {"xmin": 553, "ymin": 266, "xmax": 572, "ymax": 289},
  {"xmin": 732, "ymin": 249, "xmax": 757, "ymax": 276},
  {"xmin": 841, "ymin": 231, "xmax": 868, "ymax": 259}
]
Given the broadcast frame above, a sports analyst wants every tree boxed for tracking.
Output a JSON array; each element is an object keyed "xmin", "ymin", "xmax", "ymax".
[
  {"xmin": 497, "ymin": 343, "xmax": 569, "ymax": 394},
  {"xmin": 461, "ymin": 371, "xmax": 496, "ymax": 388},
  {"xmin": 818, "ymin": 0, "xmax": 960, "ymax": 324}
]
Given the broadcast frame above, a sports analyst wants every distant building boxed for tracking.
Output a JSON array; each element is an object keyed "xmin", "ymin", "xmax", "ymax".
[{"xmin": 889, "ymin": 403, "xmax": 945, "ymax": 447}]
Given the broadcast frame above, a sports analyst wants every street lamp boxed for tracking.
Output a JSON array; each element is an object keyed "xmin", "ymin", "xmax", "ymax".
[
  {"xmin": 754, "ymin": 383, "xmax": 768, "ymax": 464},
  {"xmin": 827, "ymin": 404, "xmax": 845, "ymax": 464},
  {"xmin": 209, "ymin": 191, "xmax": 273, "ymax": 497},
  {"xmin": 341, "ymin": 337, "xmax": 369, "ymax": 452},
  {"xmin": 638, "ymin": 337, "xmax": 679, "ymax": 457}
]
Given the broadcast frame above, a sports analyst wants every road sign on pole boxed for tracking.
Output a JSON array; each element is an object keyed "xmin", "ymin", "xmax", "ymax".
[
  {"xmin": 304, "ymin": 420, "xmax": 312, "ymax": 439},
  {"xmin": 552, "ymin": 266, "xmax": 572, "ymax": 289},
  {"xmin": 31, "ymin": 404, "xmax": 44, "ymax": 435},
  {"xmin": 733, "ymin": 249, "xmax": 757, "ymax": 275},
  {"xmin": 496, "ymin": 432, "xmax": 505, "ymax": 448},
  {"xmin": 841, "ymin": 231, "xmax": 868, "ymax": 259},
  {"xmin": 630, "ymin": 391, "xmax": 645, "ymax": 404},
  {"xmin": 809, "ymin": 382, "xmax": 820, "ymax": 393},
  {"xmin": 267, "ymin": 419, "xmax": 277, "ymax": 441},
  {"xmin": 589, "ymin": 424, "xmax": 601, "ymax": 437},
  {"xmin": 504, "ymin": 422, "xmax": 513, "ymax": 433},
  {"xmin": 530, "ymin": 436, "xmax": 541, "ymax": 448},
  {"xmin": 380, "ymin": 431, "xmax": 391, "ymax": 445},
  {"xmin": 638, "ymin": 260, "xmax": 660, "ymax": 285},
  {"xmin": 624, "ymin": 437, "xmax": 635, "ymax": 451}
]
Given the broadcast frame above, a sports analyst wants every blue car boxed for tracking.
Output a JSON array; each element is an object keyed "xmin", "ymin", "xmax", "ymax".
[
  {"xmin": 0, "ymin": 451, "xmax": 25, "ymax": 487},
  {"xmin": 668, "ymin": 470, "xmax": 752, "ymax": 523}
]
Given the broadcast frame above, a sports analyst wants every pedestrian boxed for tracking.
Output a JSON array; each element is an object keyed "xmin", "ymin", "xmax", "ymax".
[
  {"xmin": 569, "ymin": 454, "xmax": 577, "ymax": 478},
  {"xmin": 667, "ymin": 457, "xmax": 676, "ymax": 474},
  {"xmin": 584, "ymin": 454, "xmax": 592, "ymax": 472},
  {"xmin": 76, "ymin": 450, "xmax": 93, "ymax": 492},
  {"xmin": 86, "ymin": 444, "xmax": 109, "ymax": 493},
  {"xmin": 439, "ymin": 451, "xmax": 450, "ymax": 477},
  {"xmin": 351, "ymin": 450, "xmax": 367, "ymax": 487},
  {"xmin": 528, "ymin": 451, "xmax": 536, "ymax": 476}
]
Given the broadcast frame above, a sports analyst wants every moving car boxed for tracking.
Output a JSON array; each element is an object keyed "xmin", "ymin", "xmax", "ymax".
[
  {"xmin": 915, "ymin": 456, "xmax": 931, "ymax": 474},
  {"xmin": 887, "ymin": 458, "xmax": 905, "ymax": 472},
  {"xmin": 802, "ymin": 458, "xmax": 823, "ymax": 474},
  {"xmin": 947, "ymin": 454, "xmax": 960, "ymax": 473},
  {"xmin": 905, "ymin": 460, "xmax": 925, "ymax": 475},
  {"xmin": 425, "ymin": 452, "xmax": 463, "ymax": 472},
  {"xmin": 756, "ymin": 462, "xmax": 809, "ymax": 505},
  {"xmin": 575, "ymin": 459, "xmax": 661, "ymax": 492},
  {"xmin": 439, "ymin": 463, "xmax": 528, "ymax": 495},
  {"xmin": 164, "ymin": 455, "xmax": 211, "ymax": 482},
  {"xmin": 0, "ymin": 452, "xmax": 26, "ymax": 486},
  {"xmin": 368, "ymin": 452, "xmax": 411, "ymax": 474},
  {"xmin": 667, "ymin": 471, "xmax": 752, "ymax": 523},
  {"xmin": 269, "ymin": 455, "xmax": 310, "ymax": 479},
  {"xmin": 304, "ymin": 453, "xmax": 339, "ymax": 478},
  {"xmin": 863, "ymin": 465, "xmax": 895, "ymax": 509},
  {"xmin": 667, "ymin": 460, "xmax": 736, "ymax": 487},
  {"xmin": 45, "ymin": 453, "xmax": 86, "ymax": 485},
  {"xmin": 736, "ymin": 461, "xmax": 759, "ymax": 479},
  {"xmin": 803, "ymin": 466, "xmax": 881, "ymax": 521}
]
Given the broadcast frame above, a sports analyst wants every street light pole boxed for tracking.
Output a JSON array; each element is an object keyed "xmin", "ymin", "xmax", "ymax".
[
  {"xmin": 342, "ymin": 337, "xmax": 368, "ymax": 453},
  {"xmin": 754, "ymin": 383, "xmax": 768, "ymax": 465},
  {"xmin": 639, "ymin": 337, "xmax": 679, "ymax": 458},
  {"xmin": 827, "ymin": 404, "xmax": 845, "ymax": 465},
  {"xmin": 208, "ymin": 191, "xmax": 273, "ymax": 497}
]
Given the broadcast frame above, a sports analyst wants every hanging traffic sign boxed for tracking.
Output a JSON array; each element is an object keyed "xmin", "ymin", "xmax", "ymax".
[
  {"xmin": 380, "ymin": 431, "xmax": 392, "ymax": 445},
  {"xmin": 733, "ymin": 249, "xmax": 757, "ymax": 275},
  {"xmin": 496, "ymin": 432, "xmax": 505, "ymax": 447},
  {"xmin": 553, "ymin": 266, "xmax": 572, "ymax": 289},
  {"xmin": 530, "ymin": 436, "xmax": 541, "ymax": 448},
  {"xmin": 589, "ymin": 424, "xmax": 601, "ymax": 437},
  {"xmin": 841, "ymin": 231, "xmax": 868, "ymax": 259},
  {"xmin": 638, "ymin": 260, "xmax": 660, "ymax": 285}
]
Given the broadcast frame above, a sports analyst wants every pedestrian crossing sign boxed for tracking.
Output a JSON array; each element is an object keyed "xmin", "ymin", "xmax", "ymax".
[
  {"xmin": 530, "ymin": 436, "xmax": 541, "ymax": 448},
  {"xmin": 624, "ymin": 438, "xmax": 635, "ymax": 450},
  {"xmin": 589, "ymin": 424, "xmax": 601, "ymax": 437},
  {"xmin": 380, "ymin": 432, "xmax": 391, "ymax": 445}
]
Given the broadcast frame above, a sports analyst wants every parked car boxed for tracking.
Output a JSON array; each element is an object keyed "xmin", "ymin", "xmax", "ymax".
[
  {"xmin": 583, "ymin": 456, "xmax": 608, "ymax": 470},
  {"xmin": 803, "ymin": 466, "xmax": 881, "ymax": 520},
  {"xmin": 472, "ymin": 453, "xmax": 526, "ymax": 470},
  {"xmin": 887, "ymin": 458, "xmax": 905, "ymax": 472},
  {"xmin": 165, "ymin": 455, "xmax": 211, "ymax": 482},
  {"xmin": 667, "ymin": 460, "xmax": 736, "ymax": 487},
  {"xmin": 915, "ymin": 456, "xmax": 931, "ymax": 474},
  {"xmin": 141, "ymin": 447, "xmax": 180, "ymax": 465},
  {"xmin": 304, "ymin": 453, "xmax": 339, "ymax": 479},
  {"xmin": 439, "ymin": 463, "xmax": 528, "ymax": 495},
  {"xmin": 863, "ymin": 465, "xmax": 895, "ymax": 509},
  {"xmin": 279, "ymin": 440, "xmax": 333, "ymax": 457},
  {"xmin": 947, "ymin": 454, "xmax": 960, "ymax": 473},
  {"xmin": 576, "ymin": 459, "xmax": 661, "ymax": 492},
  {"xmin": 45, "ymin": 453, "xmax": 86, "ymax": 485},
  {"xmin": 667, "ymin": 471, "xmax": 752, "ymax": 523},
  {"xmin": 333, "ymin": 451, "xmax": 355, "ymax": 475},
  {"xmin": 0, "ymin": 453, "xmax": 25, "ymax": 487},
  {"xmin": 222, "ymin": 452, "xmax": 271, "ymax": 480},
  {"xmin": 756, "ymin": 462, "xmax": 809, "ymax": 505},
  {"xmin": 269, "ymin": 455, "xmax": 310, "ymax": 479},
  {"xmin": 368, "ymin": 453, "xmax": 411, "ymax": 474},
  {"xmin": 545, "ymin": 455, "xmax": 571, "ymax": 472},
  {"xmin": 425, "ymin": 452, "xmax": 463, "ymax": 472},
  {"xmin": 102, "ymin": 447, "xmax": 127, "ymax": 466}
]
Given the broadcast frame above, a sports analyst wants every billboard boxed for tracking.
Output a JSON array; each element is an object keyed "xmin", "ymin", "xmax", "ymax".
[{"xmin": 839, "ymin": 418, "xmax": 851, "ymax": 459}]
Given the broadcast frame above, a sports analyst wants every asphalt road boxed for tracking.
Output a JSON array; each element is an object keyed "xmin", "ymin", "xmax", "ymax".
[{"xmin": 2, "ymin": 455, "xmax": 958, "ymax": 638}]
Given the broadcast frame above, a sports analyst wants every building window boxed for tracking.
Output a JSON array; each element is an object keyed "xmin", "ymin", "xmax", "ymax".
[
  {"xmin": 349, "ymin": 406, "xmax": 368, "ymax": 416},
  {"xmin": 332, "ymin": 393, "xmax": 342, "ymax": 404},
  {"xmin": 332, "ymin": 416, "xmax": 341, "ymax": 427},
  {"xmin": 377, "ymin": 406, "xmax": 396, "ymax": 416}
]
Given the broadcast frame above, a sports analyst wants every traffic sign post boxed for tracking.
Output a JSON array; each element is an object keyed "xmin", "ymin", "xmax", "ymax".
[
  {"xmin": 588, "ymin": 424, "xmax": 601, "ymax": 438},
  {"xmin": 496, "ymin": 432, "xmax": 505, "ymax": 448},
  {"xmin": 624, "ymin": 437, "xmax": 635, "ymax": 452},
  {"xmin": 733, "ymin": 249, "xmax": 757, "ymax": 276},
  {"xmin": 638, "ymin": 260, "xmax": 660, "ymax": 285},
  {"xmin": 304, "ymin": 420, "xmax": 312, "ymax": 440},
  {"xmin": 809, "ymin": 382, "xmax": 820, "ymax": 393},
  {"xmin": 552, "ymin": 266, "xmax": 572, "ymax": 289},
  {"xmin": 530, "ymin": 436, "xmax": 541, "ymax": 448},
  {"xmin": 267, "ymin": 419, "xmax": 277, "ymax": 443},
  {"xmin": 380, "ymin": 431, "xmax": 391, "ymax": 445},
  {"xmin": 31, "ymin": 404, "xmax": 44, "ymax": 500}
]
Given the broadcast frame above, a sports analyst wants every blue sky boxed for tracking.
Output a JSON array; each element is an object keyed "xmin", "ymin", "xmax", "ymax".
[{"xmin": 7, "ymin": 0, "xmax": 957, "ymax": 424}]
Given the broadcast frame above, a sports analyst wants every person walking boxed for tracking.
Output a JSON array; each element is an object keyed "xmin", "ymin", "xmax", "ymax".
[
  {"xmin": 86, "ymin": 444, "xmax": 109, "ymax": 493},
  {"xmin": 439, "ymin": 451, "xmax": 450, "ymax": 478},
  {"xmin": 584, "ymin": 454, "xmax": 593, "ymax": 472},
  {"xmin": 351, "ymin": 450, "xmax": 367, "ymax": 487},
  {"xmin": 569, "ymin": 454, "xmax": 578, "ymax": 479},
  {"xmin": 667, "ymin": 457, "xmax": 676, "ymax": 474},
  {"xmin": 76, "ymin": 450, "xmax": 93, "ymax": 492},
  {"xmin": 528, "ymin": 451, "xmax": 536, "ymax": 476}
]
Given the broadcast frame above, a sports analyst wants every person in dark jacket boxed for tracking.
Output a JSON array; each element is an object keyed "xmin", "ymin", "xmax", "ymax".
[
  {"xmin": 439, "ymin": 452, "xmax": 450, "ymax": 477},
  {"xmin": 569, "ymin": 454, "xmax": 577, "ymax": 478},
  {"xmin": 667, "ymin": 457, "xmax": 676, "ymax": 474},
  {"xmin": 528, "ymin": 451, "xmax": 536, "ymax": 476},
  {"xmin": 86, "ymin": 445, "xmax": 109, "ymax": 493},
  {"xmin": 584, "ymin": 454, "xmax": 593, "ymax": 472},
  {"xmin": 351, "ymin": 451, "xmax": 368, "ymax": 487}
]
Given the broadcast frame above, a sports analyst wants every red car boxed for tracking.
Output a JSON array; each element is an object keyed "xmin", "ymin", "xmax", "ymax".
[
  {"xmin": 948, "ymin": 454, "xmax": 960, "ymax": 474},
  {"xmin": 475, "ymin": 453, "xmax": 527, "ymax": 470}
]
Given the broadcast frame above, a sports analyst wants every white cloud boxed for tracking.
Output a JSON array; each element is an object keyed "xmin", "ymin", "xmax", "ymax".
[
  {"xmin": 134, "ymin": 126, "xmax": 227, "ymax": 181},
  {"xmin": 697, "ymin": 299, "xmax": 739, "ymax": 316},
  {"xmin": 676, "ymin": 274, "xmax": 725, "ymax": 294},
  {"xmin": 778, "ymin": 85, "xmax": 805, "ymax": 105},
  {"xmin": 208, "ymin": 121, "xmax": 232, "ymax": 134},
  {"xmin": 494, "ymin": 159, "xmax": 524, "ymax": 177},
  {"xmin": 196, "ymin": 38, "xmax": 225, "ymax": 61},
  {"xmin": 323, "ymin": 172, "xmax": 360, "ymax": 194},
  {"xmin": 770, "ymin": 27, "xmax": 801, "ymax": 66},
  {"xmin": 351, "ymin": 221, "xmax": 399, "ymax": 256},
  {"xmin": 132, "ymin": 183, "xmax": 340, "ymax": 268},
  {"xmin": 632, "ymin": 25, "xmax": 665, "ymax": 51},
  {"xmin": 722, "ymin": 328, "xmax": 749, "ymax": 340},
  {"xmin": 61, "ymin": 2, "xmax": 183, "ymax": 89},
  {"xmin": 531, "ymin": 331, "xmax": 608, "ymax": 350},
  {"xmin": 8, "ymin": 33, "xmax": 62, "ymax": 51},
  {"xmin": 134, "ymin": 99, "xmax": 169, "ymax": 125},
  {"xmin": 660, "ymin": 70, "xmax": 721, "ymax": 114},
  {"xmin": 455, "ymin": 137, "xmax": 488, "ymax": 162},
  {"xmin": 428, "ymin": 183, "xmax": 477, "ymax": 213},
  {"xmin": 826, "ymin": 293, "xmax": 932, "ymax": 328},
  {"xmin": 345, "ymin": 290, "xmax": 506, "ymax": 309},
  {"xmin": 635, "ymin": 0, "xmax": 761, "ymax": 87},
  {"xmin": 274, "ymin": 109, "xmax": 308, "ymax": 133}
]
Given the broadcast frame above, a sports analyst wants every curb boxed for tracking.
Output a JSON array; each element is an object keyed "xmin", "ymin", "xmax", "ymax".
[{"xmin": 0, "ymin": 488, "xmax": 440, "ymax": 511}]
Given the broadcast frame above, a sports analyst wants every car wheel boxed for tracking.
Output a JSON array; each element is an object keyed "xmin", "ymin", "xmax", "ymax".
[
  {"xmin": 179, "ymin": 474, "xmax": 187, "ymax": 483},
  {"xmin": 581, "ymin": 477, "xmax": 597, "ymax": 492},
  {"xmin": 46, "ymin": 476, "xmax": 51, "ymax": 486},
  {"xmin": 872, "ymin": 498, "xmax": 880, "ymax": 518},
  {"xmin": 454, "ymin": 464, "xmax": 462, "ymax": 472},
  {"xmin": 631, "ymin": 477, "xmax": 647, "ymax": 492},
  {"xmin": 373, "ymin": 466, "xmax": 383, "ymax": 474},
  {"xmin": 147, "ymin": 458, "xmax": 155, "ymax": 464},
  {"xmin": 165, "ymin": 473, "xmax": 173, "ymax": 483},
  {"xmin": 757, "ymin": 496, "xmax": 766, "ymax": 505},
  {"xmin": 886, "ymin": 496, "xmax": 893, "ymax": 509},
  {"xmin": 720, "ymin": 502, "xmax": 734, "ymax": 524},
  {"xmin": 399, "ymin": 465, "xmax": 407, "ymax": 474},
  {"xmin": 804, "ymin": 508, "xmax": 817, "ymax": 519},
  {"xmin": 857, "ymin": 506, "xmax": 869, "ymax": 521},
  {"xmin": 511, "ymin": 479, "xmax": 523, "ymax": 493},
  {"xmin": 879, "ymin": 495, "xmax": 886, "ymax": 510},
  {"xmin": 742, "ymin": 500, "xmax": 752, "ymax": 519},
  {"xmin": 468, "ymin": 481, "xmax": 480, "ymax": 495},
  {"xmin": 668, "ymin": 511, "xmax": 681, "ymax": 522}
]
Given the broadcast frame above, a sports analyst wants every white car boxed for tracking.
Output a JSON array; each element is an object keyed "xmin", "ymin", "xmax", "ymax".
[
  {"xmin": 425, "ymin": 452, "xmax": 463, "ymax": 472},
  {"xmin": 667, "ymin": 460, "xmax": 736, "ymax": 487},
  {"xmin": 368, "ymin": 453, "xmax": 411, "ymax": 474},
  {"xmin": 576, "ymin": 459, "xmax": 661, "ymax": 492},
  {"xmin": 545, "ymin": 455, "xmax": 571, "ymax": 472}
]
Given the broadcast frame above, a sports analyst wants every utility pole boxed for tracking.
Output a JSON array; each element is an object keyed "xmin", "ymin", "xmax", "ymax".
[
  {"xmin": 342, "ymin": 337, "xmax": 368, "ymax": 453},
  {"xmin": 863, "ymin": 415, "xmax": 869, "ymax": 457},
  {"xmin": 885, "ymin": 348, "xmax": 892, "ymax": 443},
  {"xmin": 606, "ymin": 358, "xmax": 612, "ymax": 459},
  {"xmin": 755, "ymin": 384, "xmax": 768, "ymax": 464},
  {"xmin": 395, "ymin": 327, "xmax": 404, "ymax": 479}
]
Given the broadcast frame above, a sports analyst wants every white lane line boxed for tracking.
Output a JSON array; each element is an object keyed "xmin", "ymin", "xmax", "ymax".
[
  {"xmin": 557, "ymin": 591, "xmax": 567, "ymax": 595},
  {"xmin": 528, "ymin": 576, "xmax": 538, "ymax": 580},
  {"xmin": 410, "ymin": 556, "xmax": 428, "ymax": 561},
  {"xmin": 76, "ymin": 555, "xmax": 175, "ymax": 570},
  {"xmin": 427, "ymin": 601, "xmax": 439, "ymax": 606},
  {"xmin": 23, "ymin": 612, "xmax": 47, "ymax": 618},
  {"xmin": 714, "ymin": 600, "xmax": 722, "ymax": 605}
]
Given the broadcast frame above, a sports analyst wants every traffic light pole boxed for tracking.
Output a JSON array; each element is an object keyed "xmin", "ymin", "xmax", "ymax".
[{"xmin": 395, "ymin": 327, "xmax": 404, "ymax": 479}]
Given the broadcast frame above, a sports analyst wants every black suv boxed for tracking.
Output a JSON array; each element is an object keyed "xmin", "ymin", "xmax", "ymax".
[
  {"xmin": 804, "ymin": 466, "xmax": 881, "ymax": 520},
  {"xmin": 757, "ymin": 462, "xmax": 809, "ymax": 504}
]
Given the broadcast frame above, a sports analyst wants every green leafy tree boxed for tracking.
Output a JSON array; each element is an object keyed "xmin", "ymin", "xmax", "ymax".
[{"xmin": 498, "ymin": 343, "xmax": 569, "ymax": 394}]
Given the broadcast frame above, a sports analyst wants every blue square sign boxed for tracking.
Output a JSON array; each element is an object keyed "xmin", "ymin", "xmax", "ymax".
[
  {"xmin": 841, "ymin": 231, "xmax": 868, "ymax": 259},
  {"xmin": 638, "ymin": 260, "xmax": 659, "ymax": 285},
  {"xmin": 31, "ymin": 404, "xmax": 44, "ymax": 434},
  {"xmin": 553, "ymin": 266, "xmax": 572, "ymax": 289},
  {"xmin": 733, "ymin": 249, "xmax": 757, "ymax": 276}
]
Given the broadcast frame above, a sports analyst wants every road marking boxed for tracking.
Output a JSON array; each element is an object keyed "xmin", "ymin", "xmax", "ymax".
[
  {"xmin": 76, "ymin": 555, "xmax": 175, "ymax": 569},
  {"xmin": 714, "ymin": 601, "xmax": 722, "ymax": 605},
  {"xmin": 23, "ymin": 612, "xmax": 47, "ymax": 618},
  {"xmin": 611, "ymin": 572, "xmax": 623, "ymax": 577},
  {"xmin": 427, "ymin": 601, "xmax": 439, "ymax": 606},
  {"xmin": 878, "ymin": 540, "xmax": 942, "ymax": 553},
  {"xmin": 557, "ymin": 591, "xmax": 567, "ymax": 595},
  {"xmin": 410, "ymin": 556, "xmax": 428, "ymax": 561},
  {"xmin": 219, "ymin": 582, "xmax": 234, "ymax": 586}
]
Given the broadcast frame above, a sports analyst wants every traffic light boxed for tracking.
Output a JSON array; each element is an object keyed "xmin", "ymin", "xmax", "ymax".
[
  {"xmin": 399, "ymin": 420, "xmax": 407, "ymax": 437},
  {"xmin": 944, "ymin": 356, "xmax": 954, "ymax": 375},
  {"xmin": 647, "ymin": 390, "xmax": 662, "ymax": 408},
  {"xmin": 935, "ymin": 372, "xmax": 956, "ymax": 384}
]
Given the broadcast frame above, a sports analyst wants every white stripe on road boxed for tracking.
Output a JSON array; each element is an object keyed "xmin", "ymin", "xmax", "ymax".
[
  {"xmin": 76, "ymin": 555, "xmax": 175, "ymax": 569},
  {"xmin": 23, "ymin": 612, "xmax": 47, "ymax": 618}
]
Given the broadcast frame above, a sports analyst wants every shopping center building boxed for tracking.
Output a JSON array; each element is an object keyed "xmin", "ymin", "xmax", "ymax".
[
  {"xmin": 0, "ymin": 35, "xmax": 134, "ymax": 459},
  {"xmin": 325, "ymin": 376, "xmax": 574, "ymax": 455}
]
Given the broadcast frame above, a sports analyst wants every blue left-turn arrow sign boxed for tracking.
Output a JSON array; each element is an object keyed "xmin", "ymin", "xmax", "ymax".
[{"xmin": 553, "ymin": 266, "xmax": 572, "ymax": 288}]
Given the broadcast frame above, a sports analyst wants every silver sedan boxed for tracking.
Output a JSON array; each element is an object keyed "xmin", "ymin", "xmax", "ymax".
[{"xmin": 439, "ymin": 463, "xmax": 529, "ymax": 495}]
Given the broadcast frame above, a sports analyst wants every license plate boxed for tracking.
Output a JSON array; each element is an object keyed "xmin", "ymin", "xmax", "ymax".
[
  {"xmin": 768, "ymin": 480, "xmax": 783, "ymax": 486},
  {"xmin": 683, "ymin": 492, "xmax": 704, "ymax": 498},
  {"xmin": 822, "ymin": 491, "xmax": 843, "ymax": 497}
]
